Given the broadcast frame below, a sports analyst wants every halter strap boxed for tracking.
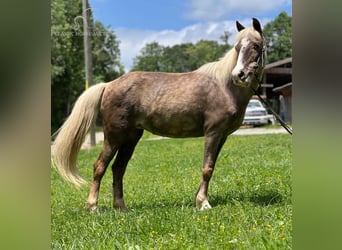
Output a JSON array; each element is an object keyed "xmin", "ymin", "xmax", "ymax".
[{"xmin": 254, "ymin": 45, "xmax": 266, "ymax": 83}]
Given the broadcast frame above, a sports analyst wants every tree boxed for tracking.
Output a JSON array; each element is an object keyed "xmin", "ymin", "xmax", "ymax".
[
  {"xmin": 132, "ymin": 40, "xmax": 231, "ymax": 73},
  {"xmin": 51, "ymin": 0, "xmax": 84, "ymax": 132},
  {"xmin": 263, "ymin": 12, "xmax": 292, "ymax": 63},
  {"xmin": 220, "ymin": 31, "xmax": 231, "ymax": 46},
  {"xmin": 162, "ymin": 43, "xmax": 193, "ymax": 72},
  {"xmin": 51, "ymin": 0, "xmax": 124, "ymax": 133},
  {"xmin": 92, "ymin": 21, "xmax": 125, "ymax": 83},
  {"xmin": 186, "ymin": 40, "xmax": 230, "ymax": 70},
  {"xmin": 132, "ymin": 42, "xmax": 165, "ymax": 71}
]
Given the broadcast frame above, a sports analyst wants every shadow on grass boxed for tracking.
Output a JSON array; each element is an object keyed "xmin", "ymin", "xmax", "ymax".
[
  {"xmin": 88, "ymin": 189, "xmax": 284, "ymax": 213},
  {"xmin": 211, "ymin": 189, "xmax": 284, "ymax": 207},
  {"xmin": 128, "ymin": 199, "xmax": 195, "ymax": 211},
  {"xmin": 88, "ymin": 198, "xmax": 194, "ymax": 213}
]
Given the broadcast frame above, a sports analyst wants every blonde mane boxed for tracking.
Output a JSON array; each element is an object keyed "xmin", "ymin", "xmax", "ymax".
[
  {"xmin": 195, "ymin": 27, "xmax": 262, "ymax": 85},
  {"xmin": 195, "ymin": 48, "xmax": 238, "ymax": 85}
]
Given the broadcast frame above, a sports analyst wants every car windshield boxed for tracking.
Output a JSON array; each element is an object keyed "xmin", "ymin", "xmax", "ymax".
[{"xmin": 247, "ymin": 100, "xmax": 262, "ymax": 108}]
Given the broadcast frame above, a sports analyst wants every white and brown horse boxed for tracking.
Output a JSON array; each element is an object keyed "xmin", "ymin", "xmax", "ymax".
[{"xmin": 52, "ymin": 18, "xmax": 266, "ymax": 211}]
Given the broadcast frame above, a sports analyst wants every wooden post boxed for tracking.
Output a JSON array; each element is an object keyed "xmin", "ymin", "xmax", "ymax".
[{"xmin": 82, "ymin": 0, "xmax": 96, "ymax": 146}]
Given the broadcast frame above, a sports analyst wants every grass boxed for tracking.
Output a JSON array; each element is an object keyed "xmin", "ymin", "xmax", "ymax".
[{"xmin": 51, "ymin": 133, "xmax": 292, "ymax": 249}]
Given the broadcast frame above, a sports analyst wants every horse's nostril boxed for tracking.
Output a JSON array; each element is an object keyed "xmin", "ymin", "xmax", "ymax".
[{"xmin": 238, "ymin": 71, "xmax": 244, "ymax": 79}]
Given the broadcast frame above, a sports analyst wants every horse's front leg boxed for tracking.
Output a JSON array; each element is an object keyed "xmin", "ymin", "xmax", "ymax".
[{"xmin": 196, "ymin": 134, "xmax": 227, "ymax": 210}]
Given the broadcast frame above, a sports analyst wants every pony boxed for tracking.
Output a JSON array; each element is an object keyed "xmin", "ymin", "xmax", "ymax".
[{"xmin": 52, "ymin": 18, "xmax": 266, "ymax": 211}]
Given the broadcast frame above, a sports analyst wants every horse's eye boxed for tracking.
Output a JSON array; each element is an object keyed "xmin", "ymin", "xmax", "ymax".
[{"xmin": 253, "ymin": 44, "xmax": 260, "ymax": 50}]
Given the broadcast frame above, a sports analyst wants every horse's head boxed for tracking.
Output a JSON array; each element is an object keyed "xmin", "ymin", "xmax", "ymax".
[{"xmin": 231, "ymin": 18, "xmax": 266, "ymax": 87}]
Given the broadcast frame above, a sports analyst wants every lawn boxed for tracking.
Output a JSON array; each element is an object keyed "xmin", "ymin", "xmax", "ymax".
[{"xmin": 51, "ymin": 133, "xmax": 292, "ymax": 249}]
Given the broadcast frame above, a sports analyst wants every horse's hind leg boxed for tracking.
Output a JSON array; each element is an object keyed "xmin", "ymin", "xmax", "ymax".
[
  {"xmin": 111, "ymin": 129, "xmax": 143, "ymax": 211},
  {"xmin": 86, "ymin": 140, "xmax": 118, "ymax": 211}
]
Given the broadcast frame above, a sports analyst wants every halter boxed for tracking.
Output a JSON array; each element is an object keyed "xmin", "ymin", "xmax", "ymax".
[
  {"xmin": 256, "ymin": 45, "xmax": 266, "ymax": 68},
  {"xmin": 254, "ymin": 44, "xmax": 267, "ymax": 83}
]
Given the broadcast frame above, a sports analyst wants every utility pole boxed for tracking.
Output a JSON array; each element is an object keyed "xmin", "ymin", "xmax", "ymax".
[{"xmin": 82, "ymin": 0, "xmax": 96, "ymax": 146}]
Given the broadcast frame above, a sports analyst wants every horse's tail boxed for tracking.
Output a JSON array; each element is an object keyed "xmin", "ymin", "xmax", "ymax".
[{"xmin": 52, "ymin": 83, "xmax": 108, "ymax": 187}]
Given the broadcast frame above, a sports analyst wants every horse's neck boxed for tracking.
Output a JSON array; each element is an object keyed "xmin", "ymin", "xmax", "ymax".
[{"xmin": 225, "ymin": 79, "xmax": 257, "ymax": 108}]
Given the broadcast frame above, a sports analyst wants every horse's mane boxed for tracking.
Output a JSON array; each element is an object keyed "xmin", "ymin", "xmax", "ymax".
[
  {"xmin": 195, "ymin": 27, "xmax": 262, "ymax": 85},
  {"xmin": 195, "ymin": 48, "xmax": 238, "ymax": 85}
]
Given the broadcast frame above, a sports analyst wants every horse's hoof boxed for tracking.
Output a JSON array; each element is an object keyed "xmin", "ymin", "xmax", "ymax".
[
  {"xmin": 85, "ymin": 203, "xmax": 98, "ymax": 213},
  {"xmin": 200, "ymin": 201, "xmax": 212, "ymax": 211},
  {"xmin": 114, "ymin": 206, "xmax": 128, "ymax": 212},
  {"xmin": 114, "ymin": 199, "xmax": 128, "ymax": 212}
]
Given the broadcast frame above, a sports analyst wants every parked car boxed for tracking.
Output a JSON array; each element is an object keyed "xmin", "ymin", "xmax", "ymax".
[{"xmin": 242, "ymin": 99, "xmax": 275, "ymax": 126}]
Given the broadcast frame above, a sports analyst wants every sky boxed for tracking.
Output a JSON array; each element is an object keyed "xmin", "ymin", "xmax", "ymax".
[{"xmin": 89, "ymin": 0, "xmax": 292, "ymax": 72}]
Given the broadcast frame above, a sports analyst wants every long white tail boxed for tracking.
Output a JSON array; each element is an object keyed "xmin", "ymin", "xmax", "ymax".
[{"xmin": 52, "ymin": 83, "xmax": 107, "ymax": 187}]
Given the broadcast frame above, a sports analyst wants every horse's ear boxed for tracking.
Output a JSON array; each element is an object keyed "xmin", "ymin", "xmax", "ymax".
[
  {"xmin": 252, "ymin": 18, "xmax": 262, "ymax": 34},
  {"xmin": 236, "ymin": 21, "xmax": 245, "ymax": 32}
]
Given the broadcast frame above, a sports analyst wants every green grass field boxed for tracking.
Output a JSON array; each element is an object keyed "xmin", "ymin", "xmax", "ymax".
[{"xmin": 51, "ymin": 133, "xmax": 292, "ymax": 249}]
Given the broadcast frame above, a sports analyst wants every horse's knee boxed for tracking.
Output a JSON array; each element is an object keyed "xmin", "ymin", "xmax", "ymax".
[
  {"xmin": 202, "ymin": 166, "xmax": 214, "ymax": 180},
  {"xmin": 93, "ymin": 161, "xmax": 108, "ymax": 179}
]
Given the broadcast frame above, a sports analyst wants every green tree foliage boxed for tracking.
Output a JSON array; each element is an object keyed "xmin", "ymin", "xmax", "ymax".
[
  {"xmin": 162, "ymin": 43, "xmax": 192, "ymax": 72},
  {"xmin": 220, "ymin": 31, "xmax": 231, "ymax": 46},
  {"xmin": 132, "ymin": 42, "xmax": 165, "ymax": 71},
  {"xmin": 132, "ymin": 40, "xmax": 230, "ymax": 72},
  {"xmin": 186, "ymin": 40, "xmax": 229, "ymax": 70},
  {"xmin": 51, "ymin": 0, "xmax": 84, "ymax": 133},
  {"xmin": 51, "ymin": 0, "xmax": 124, "ymax": 133},
  {"xmin": 263, "ymin": 12, "xmax": 292, "ymax": 63},
  {"xmin": 92, "ymin": 21, "xmax": 125, "ymax": 83}
]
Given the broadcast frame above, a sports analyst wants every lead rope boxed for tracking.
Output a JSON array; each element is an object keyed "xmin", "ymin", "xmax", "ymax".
[{"xmin": 252, "ymin": 72, "xmax": 293, "ymax": 135}]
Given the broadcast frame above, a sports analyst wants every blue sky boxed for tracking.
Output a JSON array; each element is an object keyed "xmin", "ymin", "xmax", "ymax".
[{"xmin": 89, "ymin": 0, "xmax": 292, "ymax": 71}]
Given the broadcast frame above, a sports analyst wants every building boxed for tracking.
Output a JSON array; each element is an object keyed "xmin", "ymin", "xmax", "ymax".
[{"xmin": 260, "ymin": 58, "xmax": 292, "ymax": 124}]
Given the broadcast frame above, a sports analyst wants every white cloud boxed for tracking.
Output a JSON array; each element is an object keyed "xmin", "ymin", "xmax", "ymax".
[
  {"xmin": 116, "ymin": 18, "xmax": 271, "ymax": 72},
  {"xmin": 185, "ymin": 0, "xmax": 291, "ymax": 20}
]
